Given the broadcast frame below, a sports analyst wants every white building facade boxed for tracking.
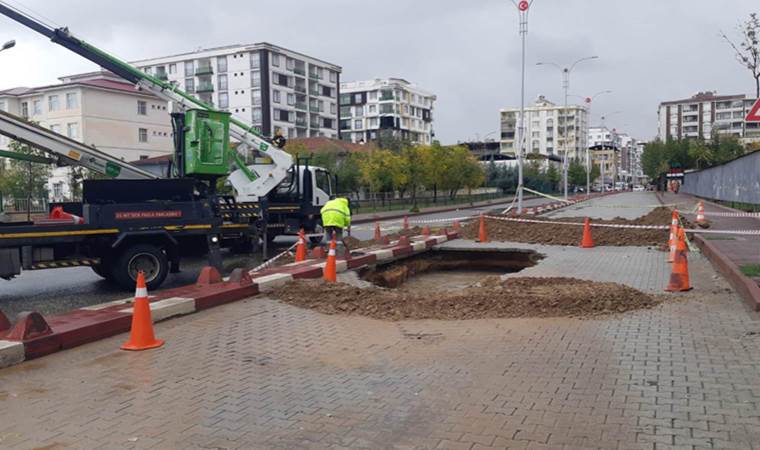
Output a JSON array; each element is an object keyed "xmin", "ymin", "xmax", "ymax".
[
  {"xmin": 133, "ymin": 43, "xmax": 342, "ymax": 140},
  {"xmin": 339, "ymin": 78, "xmax": 435, "ymax": 145},
  {"xmin": 500, "ymin": 96, "xmax": 588, "ymax": 160},
  {"xmin": 657, "ymin": 92, "xmax": 760, "ymax": 142},
  {"xmin": 0, "ymin": 72, "xmax": 172, "ymax": 201}
]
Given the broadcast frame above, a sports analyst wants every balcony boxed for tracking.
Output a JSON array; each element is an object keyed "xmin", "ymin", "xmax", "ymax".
[
  {"xmin": 195, "ymin": 65, "xmax": 214, "ymax": 76},
  {"xmin": 379, "ymin": 94, "xmax": 394, "ymax": 101},
  {"xmin": 155, "ymin": 72, "xmax": 168, "ymax": 81},
  {"xmin": 295, "ymin": 102, "xmax": 307, "ymax": 111},
  {"xmin": 294, "ymin": 84, "xmax": 306, "ymax": 94},
  {"xmin": 294, "ymin": 66, "xmax": 306, "ymax": 76},
  {"xmin": 196, "ymin": 82, "xmax": 215, "ymax": 93},
  {"xmin": 309, "ymin": 71, "xmax": 322, "ymax": 80},
  {"xmin": 296, "ymin": 117, "xmax": 307, "ymax": 127},
  {"xmin": 309, "ymin": 104, "xmax": 322, "ymax": 113}
]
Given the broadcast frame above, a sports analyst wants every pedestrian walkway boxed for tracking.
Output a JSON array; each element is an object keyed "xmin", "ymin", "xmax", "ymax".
[
  {"xmin": 664, "ymin": 191, "xmax": 760, "ymax": 287},
  {"xmin": 546, "ymin": 191, "xmax": 660, "ymax": 220},
  {"xmin": 2, "ymin": 197, "xmax": 760, "ymax": 450}
]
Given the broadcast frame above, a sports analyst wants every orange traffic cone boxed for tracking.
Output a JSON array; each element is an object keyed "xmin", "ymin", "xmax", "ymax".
[
  {"xmin": 403, "ymin": 216, "xmax": 409, "ymax": 231},
  {"xmin": 323, "ymin": 234, "xmax": 337, "ymax": 282},
  {"xmin": 667, "ymin": 210, "xmax": 679, "ymax": 263},
  {"xmin": 374, "ymin": 222, "xmax": 382, "ymax": 241},
  {"xmin": 478, "ymin": 214, "xmax": 489, "ymax": 243},
  {"xmin": 580, "ymin": 218, "xmax": 594, "ymax": 248},
  {"xmin": 665, "ymin": 227, "xmax": 691, "ymax": 292},
  {"xmin": 121, "ymin": 272, "xmax": 164, "ymax": 351},
  {"xmin": 295, "ymin": 229, "xmax": 307, "ymax": 262},
  {"xmin": 696, "ymin": 201, "xmax": 706, "ymax": 224},
  {"xmin": 452, "ymin": 220, "xmax": 461, "ymax": 231}
]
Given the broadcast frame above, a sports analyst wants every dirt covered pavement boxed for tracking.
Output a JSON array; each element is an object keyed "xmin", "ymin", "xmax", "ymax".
[
  {"xmin": 343, "ymin": 226, "xmax": 425, "ymax": 249},
  {"xmin": 460, "ymin": 206, "xmax": 681, "ymax": 248},
  {"xmin": 271, "ymin": 276, "xmax": 661, "ymax": 320}
]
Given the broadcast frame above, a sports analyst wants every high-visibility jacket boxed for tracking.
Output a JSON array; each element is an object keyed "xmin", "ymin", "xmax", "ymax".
[{"xmin": 320, "ymin": 198, "xmax": 351, "ymax": 229}]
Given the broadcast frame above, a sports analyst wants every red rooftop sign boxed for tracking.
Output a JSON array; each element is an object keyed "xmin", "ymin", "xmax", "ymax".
[{"xmin": 747, "ymin": 98, "xmax": 760, "ymax": 123}]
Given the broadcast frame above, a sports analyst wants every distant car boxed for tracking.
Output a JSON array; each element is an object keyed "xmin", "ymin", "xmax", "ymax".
[{"xmin": 633, "ymin": 185, "xmax": 645, "ymax": 192}]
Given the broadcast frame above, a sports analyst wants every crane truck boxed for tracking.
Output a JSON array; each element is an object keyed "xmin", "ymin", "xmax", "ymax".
[{"xmin": 0, "ymin": 2, "xmax": 334, "ymax": 289}]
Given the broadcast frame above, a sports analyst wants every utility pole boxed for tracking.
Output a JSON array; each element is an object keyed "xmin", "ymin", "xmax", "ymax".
[
  {"xmin": 536, "ymin": 56, "xmax": 598, "ymax": 200},
  {"xmin": 574, "ymin": 90, "xmax": 612, "ymax": 195},
  {"xmin": 510, "ymin": 0, "xmax": 533, "ymax": 214}
]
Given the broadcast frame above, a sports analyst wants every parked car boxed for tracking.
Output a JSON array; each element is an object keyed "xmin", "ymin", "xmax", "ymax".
[{"xmin": 633, "ymin": 185, "xmax": 645, "ymax": 192}]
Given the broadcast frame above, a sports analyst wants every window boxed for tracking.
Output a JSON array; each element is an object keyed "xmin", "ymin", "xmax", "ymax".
[
  {"xmin": 329, "ymin": 71, "xmax": 337, "ymax": 83},
  {"xmin": 138, "ymin": 128, "xmax": 148, "ymax": 143},
  {"xmin": 252, "ymin": 107, "xmax": 262, "ymax": 123},
  {"xmin": 271, "ymin": 53, "xmax": 280, "ymax": 67},
  {"xmin": 137, "ymin": 100, "xmax": 147, "ymax": 115},
  {"xmin": 369, "ymin": 91, "xmax": 377, "ymax": 101},
  {"xmin": 67, "ymin": 123, "xmax": 78, "ymax": 139},
  {"xmin": 218, "ymin": 92, "xmax": 229, "ymax": 109},
  {"xmin": 323, "ymin": 118, "xmax": 333, "ymax": 129},
  {"xmin": 322, "ymin": 86, "xmax": 332, "ymax": 97},
  {"xmin": 250, "ymin": 51, "xmax": 260, "ymax": 69},
  {"xmin": 354, "ymin": 119, "xmax": 362, "ymax": 130},
  {"xmin": 169, "ymin": 63, "xmax": 176, "ymax": 74},
  {"xmin": 286, "ymin": 57, "xmax": 295, "ymax": 71},
  {"xmin": 339, "ymin": 94, "xmax": 351, "ymax": 105},
  {"xmin": 32, "ymin": 100, "xmax": 41, "ymax": 115},
  {"xmin": 217, "ymin": 56, "xmax": 227, "ymax": 73},
  {"xmin": 48, "ymin": 95, "xmax": 60, "ymax": 112},
  {"xmin": 287, "ymin": 93, "xmax": 295, "ymax": 106},
  {"xmin": 354, "ymin": 106, "xmax": 363, "ymax": 117},
  {"xmin": 273, "ymin": 90, "xmax": 281, "ymax": 104},
  {"xmin": 185, "ymin": 78, "xmax": 195, "ymax": 93},
  {"xmin": 184, "ymin": 61, "xmax": 194, "ymax": 77},
  {"xmin": 218, "ymin": 74, "xmax": 228, "ymax": 91},
  {"xmin": 251, "ymin": 71, "xmax": 261, "ymax": 87},
  {"xmin": 339, "ymin": 119, "xmax": 351, "ymax": 130},
  {"xmin": 252, "ymin": 90, "xmax": 261, "ymax": 106},
  {"xmin": 369, "ymin": 104, "xmax": 377, "ymax": 114},
  {"xmin": 340, "ymin": 106, "xmax": 351, "ymax": 117},
  {"xmin": 330, "ymin": 103, "xmax": 336, "ymax": 114},
  {"xmin": 353, "ymin": 93, "xmax": 362, "ymax": 103},
  {"xmin": 369, "ymin": 117, "xmax": 379, "ymax": 128},
  {"xmin": 50, "ymin": 124, "xmax": 61, "ymax": 134},
  {"xmin": 65, "ymin": 92, "xmax": 78, "ymax": 109},
  {"xmin": 20, "ymin": 102, "xmax": 28, "ymax": 118}
]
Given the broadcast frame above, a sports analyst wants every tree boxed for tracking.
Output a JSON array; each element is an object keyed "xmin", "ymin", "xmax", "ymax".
[
  {"xmin": 545, "ymin": 164, "xmax": 560, "ymax": 192},
  {"xmin": 567, "ymin": 159, "xmax": 586, "ymax": 187},
  {"xmin": 687, "ymin": 139, "xmax": 713, "ymax": 170},
  {"xmin": 1, "ymin": 141, "xmax": 51, "ymax": 201},
  {"xmin": 722, "ymin": 13, "xmax": 760, "ymax": 97},
  {"xmin": 357, "ymin": 149, "xmax": 406, "ymax": 201}
]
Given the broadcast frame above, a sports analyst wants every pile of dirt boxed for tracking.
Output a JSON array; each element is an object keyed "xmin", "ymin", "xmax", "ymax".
[
  {"xmin": 271, "ymin": 277, "xmax": 661, "ymax": 320},
  {"xmin": 343, "ymin": 226, "xmax": 427, "ymax": 249},
  {"xmin": 460, "ymin": 207, "xmax": 679, "ymax": 248}
]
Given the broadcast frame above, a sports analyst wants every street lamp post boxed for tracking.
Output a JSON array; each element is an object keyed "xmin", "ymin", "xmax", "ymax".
[
  {"xmin": 536, "ymin": 56, "xmax": 598, "ymax": 200},
  {"xmin": 573, "ymin": 90, "xmax": 612, "ymax": 195},
  {"xmin": 509, "ymin": 0, "xmax": 534, "ymax": 214}
]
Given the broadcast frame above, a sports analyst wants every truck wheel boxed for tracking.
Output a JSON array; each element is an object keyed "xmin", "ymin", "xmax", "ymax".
[
  {"xmin": 112, "ymin": 244, "xmax": 169, "ymax": 291},
  {"xmin": 91, "ymin": 264, "xmax": 112, "ymax": 280}
]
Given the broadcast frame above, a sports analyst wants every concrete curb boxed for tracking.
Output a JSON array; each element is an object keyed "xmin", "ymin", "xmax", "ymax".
[
  {"xmin": 0, "ymin": 233, "xmax": 455, "ymax": 370},
  {"xmin": 693, "ymin": 235, "xmax": 760, "ymax": 312}
]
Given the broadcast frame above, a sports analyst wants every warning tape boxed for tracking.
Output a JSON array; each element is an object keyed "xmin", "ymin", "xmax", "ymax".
[
  {"xmin": 251, "ymin": 242, "xmax": 299, "ymax": 273},
  {"xmin": 521, "ymin": 186, "xmax": 575, "ymax": 204},
  {"xmin": 483, "ymin": 215, "xmax": 760, "ymax": 236},
  {"xmin": 699, "ymin": 211, "xmax": 760, "ymax": 218}
]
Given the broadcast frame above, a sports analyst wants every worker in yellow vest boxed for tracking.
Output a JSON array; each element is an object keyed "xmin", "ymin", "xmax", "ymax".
[{"xmin": 320, "ymin": 197, "xmax": 351, "ymax": 249}]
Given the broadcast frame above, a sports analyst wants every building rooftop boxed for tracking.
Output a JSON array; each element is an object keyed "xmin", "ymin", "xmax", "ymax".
[
  {"xmin": 659, "ymin": 92, "xmax": 745, "ymax": 106},
  {"xmin": 1, "ymin": 76, "xmax": 157, "ymax": 99},
  {"xmin": 340, "ymin": 78, "xmax": 435, "ymax": 98},
  {"xmin": 131, "ymin": 42, "xmax": 342, "ymax": 72}
]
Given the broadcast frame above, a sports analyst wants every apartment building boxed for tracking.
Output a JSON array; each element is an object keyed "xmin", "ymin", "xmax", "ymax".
[
  {"xmin": 657, "ymin": 92, "xmax": 760, "ymax": 142},
  {"xmin": 0, "ymin": 72, "xmax": 172, "ymax": 201},
  {"xmin": 339, "ymin": 78, "xmax": 435, "ymax": 145},
  {"xmin": 500, "ymin": 95, "xmax": 588, "ymax": 160},
  {"xmin": 133, "ymin": 43, "xmax": 342, "ymax": 140}
]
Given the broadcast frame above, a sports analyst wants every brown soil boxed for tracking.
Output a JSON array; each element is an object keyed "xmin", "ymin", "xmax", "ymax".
[
  {"xmin": 460, "ymin": 207, "xmax": 684, "ymax": 248},
  {"xmin": 271, "ymin": 277, "xmax": 661, "ymax": 321},
  {"xmin": 344, "ymin": 226, "xmax": 429, "ymax": 249}
]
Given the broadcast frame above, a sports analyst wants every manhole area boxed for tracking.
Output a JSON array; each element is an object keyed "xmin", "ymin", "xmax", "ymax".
[{"xmin": 359, "ymin": 249, "xmax": 542, "ymax": 291}]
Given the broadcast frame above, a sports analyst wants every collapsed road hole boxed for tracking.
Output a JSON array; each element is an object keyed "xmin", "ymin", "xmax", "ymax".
[{"xmin": 359, "ymin": 248, "xmax": 544, "ymax": 290}]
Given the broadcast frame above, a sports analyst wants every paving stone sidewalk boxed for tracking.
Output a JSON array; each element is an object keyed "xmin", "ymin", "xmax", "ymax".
[
  {"xmin": 2, "ymin": 195, "xmax": 760, "ymax": 450},
  {"xmin": 547, "ymin": 192, "xmax": 660, "ymax": 220}
]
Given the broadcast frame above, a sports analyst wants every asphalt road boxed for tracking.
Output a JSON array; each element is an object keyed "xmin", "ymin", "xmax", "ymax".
[{"xmin": 0, "ymin": 196, "xmax": 554, "ymax": 318}]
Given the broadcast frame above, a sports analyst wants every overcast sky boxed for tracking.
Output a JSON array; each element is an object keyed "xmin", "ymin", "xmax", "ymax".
[{"xmin": 0, "ymin": 0, "xmax": 758, "ymax": 143}]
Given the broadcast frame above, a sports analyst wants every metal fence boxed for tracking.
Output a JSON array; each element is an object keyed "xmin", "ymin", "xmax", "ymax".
[
  {"xmin": 0, "ymin": 196, "xmax": 49, "ymax": 214},
  {"xmin": 681, "ymin": 151, "xmax": 760, "ymax": 206}
]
